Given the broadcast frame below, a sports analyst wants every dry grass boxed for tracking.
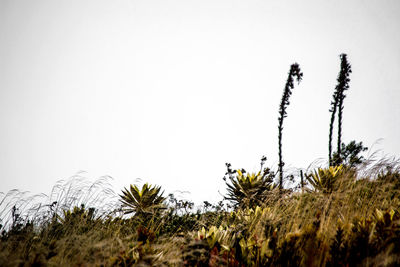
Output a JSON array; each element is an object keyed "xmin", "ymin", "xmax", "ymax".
[{"xmin": 0, "ymin": 160, "xmax": 399, "ymax": 266}]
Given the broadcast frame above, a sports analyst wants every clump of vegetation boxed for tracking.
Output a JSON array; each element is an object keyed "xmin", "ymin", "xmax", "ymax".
[
  {"xmin": 224, "ymin": 158, "xmax": 275, "ymax": 209},
  {"xmin": 188, "ymin": 161, "xmax": 400, "ymax": 266},
  {"xmin": 332, "ymin": 140, "xmax": 368, "ymax": 168},
  {"xmin": 1, "ymin": 54, "xmax": 399, "ymax": 266},
  {"xmin": 120, "ymin": 183, "xmax": 166, "ymax": 224},
  {"xmin": 1, "ymin": 163, "xmax": 399, "ymax": 266},
  {"xmin": 305, "ymin": 165, "xmax": 347, "ymax": 194}
]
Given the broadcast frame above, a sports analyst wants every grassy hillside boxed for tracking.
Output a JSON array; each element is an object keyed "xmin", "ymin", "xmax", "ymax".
[
  {"xmin": 1, "ymin": 55, "xmax": 399, "ymax": 266},
  {"xmin": 0, "ymin": 157, "xmax": 399, "ymax": 266}
]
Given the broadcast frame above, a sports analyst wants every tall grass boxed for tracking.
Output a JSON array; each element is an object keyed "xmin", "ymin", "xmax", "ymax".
[
  {"xmin": 0, "ymin": 173, "xmax": 119, "ymax": 231},
  {"xmin": 1, "ymin": 158, "xmax": 399, "ymax": 266}
]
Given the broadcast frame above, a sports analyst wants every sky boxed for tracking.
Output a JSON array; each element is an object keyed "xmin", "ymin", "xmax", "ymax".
[{"xmin": 1, "ymin": 0, "xmax": 400, "ymax": 205}]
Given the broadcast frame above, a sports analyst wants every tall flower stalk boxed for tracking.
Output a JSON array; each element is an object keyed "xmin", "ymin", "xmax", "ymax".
[
  {"xmin": 329, "ymin": 54, "xmax": 352, "ymax": 166},
  {"xmin": 278, "ymin": 63, "xmax": 303, "ymax": 189}
]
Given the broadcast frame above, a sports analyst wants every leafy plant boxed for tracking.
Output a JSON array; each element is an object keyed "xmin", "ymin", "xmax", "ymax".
[
  {"xmin": 54, "ymin": 204, "xmax": 97, "ymax": 236},
  {"xmin": 224, "ymin": 167, "xmax": 275, "ymax": 209},
  {"xmin": 120, "ymin": 183, "xmax": 166, "ymax": 219},
  {"xmin": 305, "ymin": 165, "xmax": 345, "ymax": 193},
  {"xmin": 192, "ymin": 207, "xmax": 272, "ymax": 266},
  {"xmin": 332, "ymin": 140, "xmax": 368, "ymax": 167},
  {"xmin": 278, "ymin": 63, "xmax": 303, "ymax": 189}
]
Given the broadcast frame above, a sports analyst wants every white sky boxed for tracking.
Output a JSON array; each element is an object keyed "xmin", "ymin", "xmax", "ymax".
[{"xmin": 1, "ymin": 0, "xmax": 400, "ymax": 205}]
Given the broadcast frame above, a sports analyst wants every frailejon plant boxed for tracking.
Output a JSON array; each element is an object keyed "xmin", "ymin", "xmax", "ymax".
[
  {"xmin": 305, "ymin": 165, "xmax": 345, "ymax": 194},
  {"xmin": 278, "ymin": 63, "xmax": 303, "ymax": 189},
  {"xmin": 224, "ymin": 166, "xmax": 275, "ymax": 209},
  {"xmin": 119, "ymin": 183, "xmax": 166, "ymax": 220},
  {"xmin": 226, "ymin": 206, "xmax": 270, "ymax": 238},
  {"xmin": 329, "ymin": 54, "xmax": 352, "ymax": 166},
  {"xmin": 193, "ymin": 207, "xmax": 272, "ymax": 266}
]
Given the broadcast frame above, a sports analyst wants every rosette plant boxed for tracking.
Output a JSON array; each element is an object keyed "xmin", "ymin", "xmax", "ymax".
[
  {"xmin": 120, "ymin": 183, "xmax": 166, "ymax": 218},
  {"xmin": 225, "ymin": 168, "xmax": 275, "ymax": 209},
  {"xmin": 305, "ymin": 165, "xmax": 345, "ymax": 194}
]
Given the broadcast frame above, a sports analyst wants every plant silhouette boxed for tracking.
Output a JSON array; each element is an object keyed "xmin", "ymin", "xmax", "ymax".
[
  {"xmin": 277, "ymin": 63, "xmax": 303, "ymax": 189},
  {"xmin": 329, "ymin": 54, "xmax": 352, "ymax": 166}
]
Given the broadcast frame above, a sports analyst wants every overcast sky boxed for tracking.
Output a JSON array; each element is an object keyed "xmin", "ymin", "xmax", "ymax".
[{"xmin": 1, "ymin": 0, "xmax": 399, "ymax": 204}]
